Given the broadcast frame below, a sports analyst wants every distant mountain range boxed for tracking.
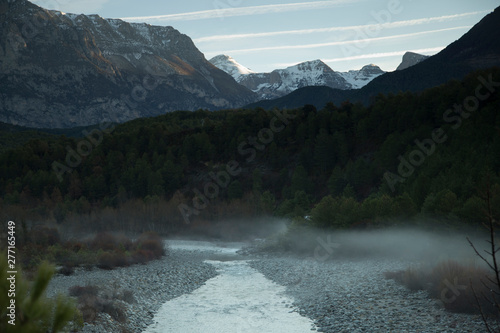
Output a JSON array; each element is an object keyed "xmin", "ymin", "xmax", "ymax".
[
  {"xmin": 210, "ymin": 55, "xmax": 385, "ymax": 99},
  {"xmin": 1, "ymin": 1, "xmax": 499, "ymax": 128},
  {"xmin": 248, "ymin": 6, "xmax": 500, "ymax": 110},
  {"xmin": 0, "ymin": 0, "xmax": 256, "ymax": 128}
]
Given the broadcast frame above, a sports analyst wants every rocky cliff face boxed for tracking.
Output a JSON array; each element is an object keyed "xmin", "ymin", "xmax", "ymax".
[
  {"xmin": 0, "ymin": 0, "xmax": 256, "ymax": 128},
  {"xmin": 396, "ymin": 52, "xmax": 430, "ymax": 71}
]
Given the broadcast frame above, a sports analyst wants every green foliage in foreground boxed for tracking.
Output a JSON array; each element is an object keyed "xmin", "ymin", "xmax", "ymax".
[{"xmin": 0, "ymin": 253, "xmax": 79, "ymax": 332}]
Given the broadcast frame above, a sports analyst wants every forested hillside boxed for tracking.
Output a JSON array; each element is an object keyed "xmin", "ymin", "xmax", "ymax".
[{"xmin": 1, "ymin": 67, "xmax": 499, "ymax": 234}]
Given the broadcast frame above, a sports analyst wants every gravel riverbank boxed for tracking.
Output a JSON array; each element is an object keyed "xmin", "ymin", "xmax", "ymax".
[
  {"xmin": 249, "ymin": 254, "xmax": 494, "ymax": 332},
  {"xmin": 46, "ymin": 247, "xmax": 218, "ymax": 333},
  {"xmin": 46, "ymin": 240, "xmax": 498, "ymax": 332}
]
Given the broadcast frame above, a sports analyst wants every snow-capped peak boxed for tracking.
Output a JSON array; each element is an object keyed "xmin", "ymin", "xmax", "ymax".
[
  {"xmin": 209, "ymin": 54, "xmax": 255, "ymax": 80},
  {"xmin": 210, "ymin": 54, "xmax": 386, "ymax": 99},
  {"xmin": 337, "ymin": 64, "xmax": 385, "ymax": 89},
  {"xmin": 291, "ymin": 59, "xmax": 330, "ymax": 70}
]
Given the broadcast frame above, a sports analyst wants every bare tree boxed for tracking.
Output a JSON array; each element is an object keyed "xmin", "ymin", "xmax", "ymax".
[{"xmin": 467, "ymin": 178, "xmax": 500, "ymax": 332}]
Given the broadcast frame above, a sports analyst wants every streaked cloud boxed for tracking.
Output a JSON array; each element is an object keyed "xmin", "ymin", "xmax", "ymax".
[
  {"xmin": 120, "ymin": 0, "xmax": 362, "ymax": 23},
  {"xmin": 194, "ymin": 11, "xmax": 487, "ymax": 43},
  {"xmin": 32, "ymin": 0, "xmax": 111, "ymax": 13},
  {"xmin": 268, "ymin": 47, "xmax": 444, "ymax": 70},
  {"xmin": 213, "ymin": 27, "xmax": 468, "ymax": 56},
  {"xmin": 323, "ymin": 47, "xmax": 445, "ymax": 63}
]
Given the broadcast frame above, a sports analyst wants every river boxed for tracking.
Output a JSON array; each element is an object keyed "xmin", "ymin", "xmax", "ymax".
[{"xmin": 142, "ymin": 240, "xmax": 316, "ymax": 333}]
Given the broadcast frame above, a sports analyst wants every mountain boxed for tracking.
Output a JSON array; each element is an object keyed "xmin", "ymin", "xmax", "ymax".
[
  {"xmin": 238, "ymin": 60, "xmax": 351, "ymax": 99},
  {"xmin": 245, "ymin": 86, "xmax": 354, "ymax": 110},
  {"xmin": 355, "ymin": 7, "xmax": 500, "ymax": 102},
  {"xmin": 0, "ymin": 0, "xmax": 257, "ymax": 128},
  {"xmin": 248, "ymin": 7, "xmax": 500, "ymax": 110},
  {"xmin": 337, "ymin": 64, "xmax": 385, "ymax": 89},
  {"xmin": 396, "ymin": 52, "xmax": 430, "ymax": 71},
  {"xmin": 208, "ymin": 54, "xmax": 255, "ymax": 80},
  {"xmin": 210, "ymin": 56, "xmax": 384, "ymax": 99}
]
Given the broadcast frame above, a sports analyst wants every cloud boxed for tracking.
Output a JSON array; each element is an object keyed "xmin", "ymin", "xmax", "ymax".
[
  {"xmin": 32, "ymin": 0, "xmax": 111, "ymax": 14},
  {"xmin": 213, "ymin": 27, "xmax": 468, "ymax": 55},
  {"xmin": 269, "ymin": 47, "xmax": 444, "ymax": 70},
  {"xmin": 120, "ymin": 0, "xmax": 362, "ymax": 23},
  {"xmin": 322, "ymin": 47, "xmax": 445, "ymax": 63},
  {"xmin": 194, "ymin": 11, "xmax": 487, "ymax": 43}
]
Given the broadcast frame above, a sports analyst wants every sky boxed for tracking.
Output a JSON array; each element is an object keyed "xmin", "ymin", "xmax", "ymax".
[{"xmin": 31, "ymin": 0, "xmax": 498, "ymax": 73}]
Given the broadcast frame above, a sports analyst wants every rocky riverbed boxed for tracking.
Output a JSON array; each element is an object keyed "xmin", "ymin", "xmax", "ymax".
[
  {"xmin": 46, "ymin": 239, "xmax": 498, "ymax": 332},
  {"xmin": 249, "ymin": 255, "xmax": 494, "ymax": 332},
  {"xmin": 46, "ymin": 246, "xmax": 218, "ymax": 333}
]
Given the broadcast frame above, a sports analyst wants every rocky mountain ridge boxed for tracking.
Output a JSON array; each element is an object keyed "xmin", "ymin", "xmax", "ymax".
[
  {"xmin": 0, "ymin": 0, "xmax": 256, "ymax": 128},
  {"xmin": 210, "ymin": 55, "xmax": 385, "ymax": 99},
  {"xmin": 396, "ymin": 52, "xmax": 430, "ymax": 71}
]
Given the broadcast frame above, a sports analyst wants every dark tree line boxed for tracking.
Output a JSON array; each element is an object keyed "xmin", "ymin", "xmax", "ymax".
[{"xmin": 0, "ymin": 67, "xmax": 499, "ymax": 229}]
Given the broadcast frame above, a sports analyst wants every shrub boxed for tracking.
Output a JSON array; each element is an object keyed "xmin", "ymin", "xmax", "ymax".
[
  {"xmin": 114, "ymin": 233, "xmax": 133, "ymax": 251},
  {"xmin": 30, "ymin": 226, "xmax": 61, "ymax": 246},
  {"xmin": 69, "ymin": 285, "xmax": 99, "ymax": 298},
  {"xmin": 70, "ymin": 284, "xmax": 128, "ymax": 324},
  {"xmin": 58, "ymin": 265, "xmax": 74, "ymax": 276},
  {"xmin": 102, "ymin": 302, "xmax": 127, "ymax": 323},
  {"xmin": 120, "ymin": 290, "xmax": 135, "ymax": 304},
  {"xmin": 0, "ymin": 253, "xmax": 78, "ymax": 332},
  {"xmin": 132, "ymin": 249, "xmax": 154, "ymax": 264},
  {"xmin": 385, "ymin": 260, "xmax": 497, "ymax": 315},
  {"xmin": 429, "ymin": 260, "xmax": 495, "ymax": 314},
  {"xmin": 97, "ymin": 251, "xmax": 128, "ymax": 270},
  {"xmin": 384, "ymin": 265, "xmax": 429, "ymax": 291},
  {"xmin": 135, "ymin": 232, "xmax": 165, "ymax": 259},
  {"xmin": 90, "ymin": 232, "xmax": 117, "ymax": 251},
  {"xmin": 77, "ymin": 294, "xmax": 100, "ymax": 323},
  {"xmin": 138, "ymin": 240, "xmax": 163, "ymax": 258}
]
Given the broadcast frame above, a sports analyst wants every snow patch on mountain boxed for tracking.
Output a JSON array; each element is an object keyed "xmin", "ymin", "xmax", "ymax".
[
  {"xmin": 247, "ymin": 60, "xmax": 349, "ymax": 99},
  {"xmin": 210, "ymin": 55, "xmax": 386, "ymax": 99},
  {"xmin": 337, "ymin": 64, "xmax": 385, "ymax": 89},
  {"xmin": 209, "ymin": 55, "xmax": 255, "ymax": 81}
]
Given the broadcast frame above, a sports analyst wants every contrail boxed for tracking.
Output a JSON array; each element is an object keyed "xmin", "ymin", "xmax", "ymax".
[
  {"xmin": 120, "ymin": 0, "xmax": 363, "ymax": 23},
  {"xmin": 194, "ymin": 11, "xmax": 487, "ymax": 43},
  {"xmin": 212, "ymin": 27, "xmax": 468, "ymax": 55}
]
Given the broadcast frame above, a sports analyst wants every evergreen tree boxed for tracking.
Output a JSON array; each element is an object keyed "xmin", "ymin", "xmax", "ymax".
[{"xmin": 0, "ymin": 255, "xmax": 79, "ymax": 333}]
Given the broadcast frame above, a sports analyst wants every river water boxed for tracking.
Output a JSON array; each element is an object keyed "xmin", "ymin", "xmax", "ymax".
[{"xmin": 142, "ymin": 240, "xmax": 316, "ymax": 333}]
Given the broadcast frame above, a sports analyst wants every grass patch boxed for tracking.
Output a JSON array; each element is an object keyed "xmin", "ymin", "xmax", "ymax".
[{"xmin": 385, "ymin": 260, "xmax": 499, "ymax": 315}]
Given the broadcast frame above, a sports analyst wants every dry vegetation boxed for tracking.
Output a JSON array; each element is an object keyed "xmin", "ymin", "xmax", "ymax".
[
  {"xmin": 4, "ymin": 225, "xmax": 165, "ymax": 273},
  {"xmin": 385, "ymin": 260, "xmax": 498, "ymax": 315},
  {"xmin": 68, "ymin": 284, "xmax": 135, "ymax": 325}
]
